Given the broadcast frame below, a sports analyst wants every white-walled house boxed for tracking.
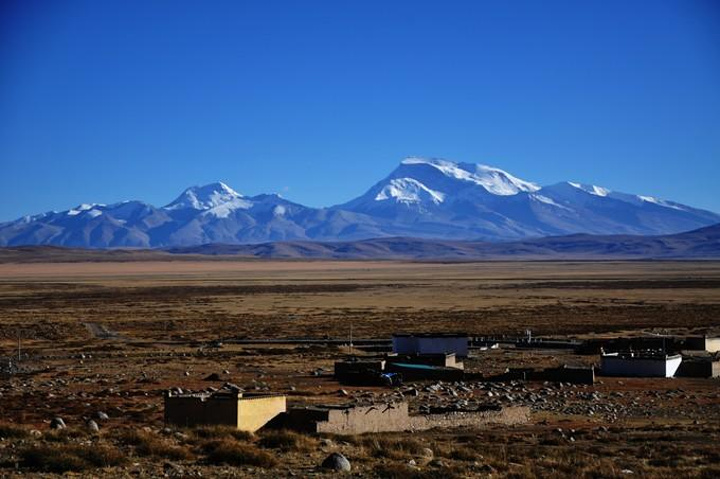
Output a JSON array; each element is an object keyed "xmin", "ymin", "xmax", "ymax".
[{"xmin": 600, "ymin": 352, "xmax": 682, "ymax": 378}]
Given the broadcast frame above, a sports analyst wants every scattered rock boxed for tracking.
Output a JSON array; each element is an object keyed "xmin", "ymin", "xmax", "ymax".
[
  {"xmin": 87, "ymin": 420, "xmax": 100, "ymax": 432},
  {"xmin": 163, "ymin": 461, "xmax": 184, "ymax": 477},
  {"xmin": 421, "ymin": 448, "xmax": 434, "ymax": 459},
  {"xmin": 321, "ymin": 452, "xmax": 351, "ymax": 472},
  {"xmin": 50, "ymin": 417, "xmax": 66, "ymax": 430}
]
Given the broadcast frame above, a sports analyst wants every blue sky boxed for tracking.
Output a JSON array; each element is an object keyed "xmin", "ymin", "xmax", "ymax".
[{"xmin": 1, "ymin": 0, "xmax": 719, "ymax": 221}]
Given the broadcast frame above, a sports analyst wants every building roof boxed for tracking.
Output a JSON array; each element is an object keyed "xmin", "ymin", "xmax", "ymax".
[{"xmin": 392, "ymin": 332, "xmax": 468, "ymax": 338}]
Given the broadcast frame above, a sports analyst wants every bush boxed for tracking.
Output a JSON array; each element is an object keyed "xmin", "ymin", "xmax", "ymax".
[
  {"xmin": 21, "ymin": 444, "xmax": 125, "ymax": 472},
  {"xmin": 258, "ymin": 429, "xmax": 317, "ymax": 452},
  {"xmin": 205, "ymin": 439, "xmax": 277, "ymax": 468}
]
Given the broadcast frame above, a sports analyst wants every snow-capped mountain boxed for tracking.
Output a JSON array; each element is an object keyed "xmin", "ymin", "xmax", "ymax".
[{"xmin": 1, "ymin": 158, "xmax": 718, "ymax": 248}]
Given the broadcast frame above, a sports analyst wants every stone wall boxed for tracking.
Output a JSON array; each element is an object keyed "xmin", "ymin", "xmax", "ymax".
[
  {"xmin": 315, "ymin": 403, "xmax": 411, "ymax": 434},
  {"xmin": 409, "ymin": 406, "xmax": 530, "ymax": 431},
  {"xmin": 282, "ymin": 402, "xmax": 530, "ymax": 435}
]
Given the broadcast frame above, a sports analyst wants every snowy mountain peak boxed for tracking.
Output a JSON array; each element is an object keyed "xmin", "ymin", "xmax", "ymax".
[
  {"xmin": 2, "ymin": 157, "xmax": 719, "ymax": 249},
  {"xmin": 400, "ymin": 157, "xmax": 539, "ymax": 195},
  {"xmin": 567, "ymin": 182, "xmax": 611, "ymax": 197},
  {"xmin": 164, "ymin": 182, "xmax": 246, "ymax": 211},
  {"xmin": 67, "ymin": 203, "xmax": 105, "ymax": 217}
]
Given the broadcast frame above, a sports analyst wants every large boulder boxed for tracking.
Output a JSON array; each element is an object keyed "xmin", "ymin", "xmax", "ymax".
[{"xmin": 321, "ymin": 452, "xmax": 351, "ymax": 472}]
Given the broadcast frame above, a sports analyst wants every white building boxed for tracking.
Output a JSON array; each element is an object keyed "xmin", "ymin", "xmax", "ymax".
[
  {"xmin": 392, "ymin": 333, "xmax": 469, "ymax": 358},
  {"xmin": 600, "ymin": 352, "xmax": 682, "ymax": 378}
]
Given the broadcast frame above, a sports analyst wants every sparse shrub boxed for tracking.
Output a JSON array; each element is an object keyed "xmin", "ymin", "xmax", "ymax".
[
  {"xmin": 113, "ymin": 428, "xmax": 192, "ymax": 460},
  {"xmin": 449, "ymin": 446, "xmax": 479, "ymax": 461},
  {"xmin": 361, "ymin": 436, "xmax": 427, "ymax": 460},
  {"xmin": 0, "ymin": 423, "xmax": 30, "ymax": 439},
  {"xmin": 700, "ymin": 465, "xmax": 720, "ymax": 479},
  {"xmin": 44, "ymin": 428, "xmax": 89, "ymax": 443},
  {"xmin": 20, "ymin": 444, "xmax": 125, "ymax": 472},
  {"xmin": 204, "ymin": 439, "xmax": 277, "ymax": 468},
  {"xmin": 75, "ymin": 445, "xmax": 127, "ymax": 468},
  {"xmin": 258, "ymin": 429, "xmax": 317, "ymax": 452},
  {"xmin": 374, "ymin": 463, "xmax": 465, "ymax": 479},
  {"xmin": 191, "ymin": 425, "xmax": 254, "ymax": 442}
]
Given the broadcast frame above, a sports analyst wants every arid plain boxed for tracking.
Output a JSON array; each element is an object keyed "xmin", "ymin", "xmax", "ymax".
[{"xmin": 0, "ymin": 259, "xmax": 719, "ymax": 477}]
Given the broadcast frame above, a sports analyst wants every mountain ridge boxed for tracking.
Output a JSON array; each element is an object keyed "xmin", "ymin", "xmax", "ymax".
[
  {"xmin": 2, "ymin": 223, "xmax": 719, "ymax": 262},
  {"xmin": 2, "ymin": 157, "xmax": 718, "ymax": 248}
]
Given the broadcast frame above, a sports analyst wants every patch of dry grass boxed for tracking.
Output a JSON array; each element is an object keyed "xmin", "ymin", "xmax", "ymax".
[
  {"xmin": 21, "ymin": 444, "xmax": 126, "ymax": 472},
  {"xmin": 190, "ymin": 424, "xmax": 254, "ymax": 442},
  {"xmin": 0, "ymin": 423, "xmax": 30, "ymax": 439},
  {"xmin": 204, "ymin": 439, "xmax": 277, "ymax": 468},
  {"xmin": 112, "ymin": 428, "xmax": 193, "ymax": 460},
  {"xmin": 258, "ymin": 429, "xmax": 318, "ymax": 452}
]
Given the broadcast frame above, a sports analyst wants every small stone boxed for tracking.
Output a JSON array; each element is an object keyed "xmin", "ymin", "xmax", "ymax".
[
  {"xmin": 87, "ymin": 420, "xmax": 100, "ymax": 432},
  {"xmin": 50, "ymin": 417, "xmax": 66, "ymax": 430},
  {"xmin": 164, "ymin": 461, "xmax": 184, "ymax": 477}
]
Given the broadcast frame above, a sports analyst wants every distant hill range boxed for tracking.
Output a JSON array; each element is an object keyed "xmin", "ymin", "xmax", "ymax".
[
  {"xmin": 1, "ymin": 157, "xmax": 719, "ymax": 248},
  {"xmin": 2, "ymin": 223, "xmax": 719, "ymax": 262}
]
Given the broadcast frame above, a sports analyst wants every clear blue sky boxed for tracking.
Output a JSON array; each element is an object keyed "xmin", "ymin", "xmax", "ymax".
[{"xmin": 1, "ymin": 0, "xmax": 719, "ymax": 221}]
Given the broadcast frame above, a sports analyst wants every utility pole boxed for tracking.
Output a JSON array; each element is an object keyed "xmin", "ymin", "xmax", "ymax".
[{"xmin": 349, "ymin": 323, "xmax": 353, "ymax": 354}]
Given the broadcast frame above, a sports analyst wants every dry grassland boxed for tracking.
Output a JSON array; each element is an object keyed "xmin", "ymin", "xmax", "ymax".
[{"xmin": 0, "ymin": 260, "xmax": 718, "ymax": 477}]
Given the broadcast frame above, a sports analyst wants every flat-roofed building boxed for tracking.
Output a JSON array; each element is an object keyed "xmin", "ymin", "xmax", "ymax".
[
  {"xmin": 392, "ymin": 333, "xmax": 469, "ymax": 358},
  {"xmin": 164, "ymin": 390, "xmax": 286, "ymax": 432},
  {"xmin": 600, "ymin": 352, "xmax": 682, "ymax": 378}
]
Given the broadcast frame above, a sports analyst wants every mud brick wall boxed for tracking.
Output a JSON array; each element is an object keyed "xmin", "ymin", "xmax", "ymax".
[
  {"xmin": 409, "ymin": 406, "xmax": 530, "ymax": 430},
  {"xmin": 315, "ymin": 403, "xmax": 411, "ymax": 434}
]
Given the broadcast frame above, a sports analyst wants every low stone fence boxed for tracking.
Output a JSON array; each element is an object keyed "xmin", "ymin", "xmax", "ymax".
[{"xmin": 409, "ymin": 406, "xmax": 530, "ymax": 430}]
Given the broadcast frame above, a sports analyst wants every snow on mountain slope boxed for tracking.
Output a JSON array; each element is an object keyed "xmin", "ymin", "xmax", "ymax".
[
  {"xmin": 401, "ymin": 157, "xmax": 540, "ymax": 195},
  {"xmin": 164, "ymin": 182, "xmax": 252, "ymax": 214},
  {"xmin": 375, "ymin": 178, "xmax": 446, "ymax": 205},
  {"xmin": 1, "ymin": 157, "xmax": 719, "ymax": 248},
  {"xmin": 338, "ymin": 157, "xmax": 541, "ymax": 219}
]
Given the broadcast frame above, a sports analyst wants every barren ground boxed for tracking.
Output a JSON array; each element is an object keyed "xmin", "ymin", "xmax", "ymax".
[{"xmin": 0, "ymin": 260, "xmax": 718, "ymax": 478}]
